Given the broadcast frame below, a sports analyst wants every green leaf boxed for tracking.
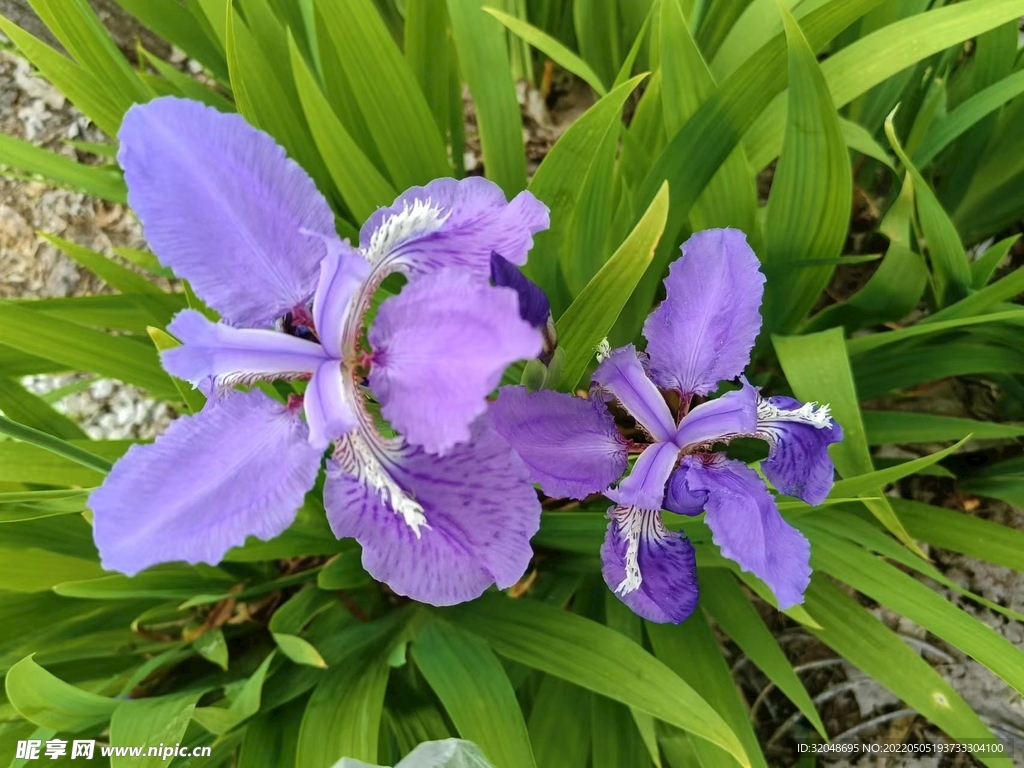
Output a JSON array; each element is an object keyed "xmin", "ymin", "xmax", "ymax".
[
  {"xmin": 761, "ymin": 5, "xmax": 852, "ymax": 334},
  {"xmin": 405, "ymin": 0, "xmax": 451, "ymax": 132},
  {"xmin": 773, "ymin": 329, "xmax": 923, "ymax": 555},
  {"xmin": 527, "ymin": 676, "xmax": 591, "ymax": 768},
  {"xmin": 317, "ymin": 0, "xmax": 450, "ymax": 191},
  {"xmin": 839, "ymin": 116, "xmax": 894, "ymax": 169},
  {"xmin": 288, "ymin": 31, "xmax": 398, "ymax": 223},
  {"xmin": 0, "ymin": 132, "xmax": 126, "ymax": 202},
  {"xmin": 914, "ymin": 69, "xmax": 1024, "ymax": 167},
  {"xmin": 0, "ymin": 414, "xmax": 112, "ymax": 475},
  {"xmin": 659, "ymin": 0, "xmax": 757, "ymax": 239},
  {"xmin": 446, "ymin": 594, "xmax": 750, "ymax": 765},
  {"xmin": 446, "ymin": 0, "xmax": 526, "ymax": 194},
  {"xmin": 648, "ymin": 611, "xmax": 767, "ymax": 768},
  {"xmin": 5, "ymin": 655, "xmax": 118, "ymax": 731},
  {"xmin": 890, "ymin": 498, "xmax": 1024, "ymax": 572},
  {"xmin": 193, "ymin": 628, "xmax": 229, "ymax": 670},
  {"xmin": 485, "ymin": 7, "xmax": 607, "ymax": 95},
  {"xmin": 862, "ymin": 410, "xmax": 1024, "ymax": 445},
  {"xmin": 926, "ymin": 252, "xmax": 1024, "ymax": 323},
  {"xmin": 555, "ymin": 182, "xmax": 669, "ymax": 391},
  {"xmin": 0, "ymin": 303, "xmax": 176, "ymax": 399},
  {"xmin": 573, "ymin": 0, "xmax": 622, "ymax": 88},
  {"xmin": 138, "ymin": 47, "xmax": 233, "ymax": 111},
  {"xmin": 970, "ymin": 235, "xmax": 1019, "ymax": 289},
  {"xmin": 0, "ymin": 377, "xmax": 86, "ymax": 441},
  {"xmin": 847, "ymin": 310, "xmax": 1024, "ymax": 356},
  {"xmin": 0, "ymin": 546, "xmax": 105, "ymax": 592},
  {"xmin": 590, "ymin": 693, "xmax": 653, "ymax": 768},
  {"xmin": 412, "ymin": 620, "xmax": 536, "ymax": 768},
  {"xmin": 524, "ymin": 75, "xmax": 646, "ymax": 312},
  {"xmin": 110, "ymin": 692, "xmax": 202, "ymax": 767},
  {"xmin": 54, "ymin": 565, "xmax": 233, "ymax": 600},
  {"xmin": 316, "ymin": 549, "xmax": 371, "ymax": 590},
  {"xmin": 297, "ymin": 645, "xmax": 391, "ymax": 767},
  {"xmin": 0, "ymin": 438, "xmax": 126, "ymax": 486},
  {"xmin": 803, "ymin": 578, "xmax": 1004, "ymax": 766},
  {"xmin": 885, "ymin": 112, "xmax": 972, "ymax": 306},
  {"xmin": 698, "ymin": 570, "xmax": 827, "ymax": 740},
  {"xmin": 827, "ymin": 439, "xmax": 967, "ymax": 499},
  {"xmin": 113, "ymin": 0, "xmax": 227, "ymax": 79},
  {"xmin": 744, "ymin": 0, "xmax": 1024, "ymax": 171}
]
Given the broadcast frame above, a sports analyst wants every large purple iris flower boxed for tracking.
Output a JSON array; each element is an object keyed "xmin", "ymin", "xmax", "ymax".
[
  {"xmin": 492, "ymin": 229, "xmax": 843, "ymax": 623},
  {"xmin": 89, "ymin": 97, "xmax": 550, "ymax": 606}
]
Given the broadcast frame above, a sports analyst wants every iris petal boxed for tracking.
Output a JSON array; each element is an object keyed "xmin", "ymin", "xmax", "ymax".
[
  {"xmin": 324, "ymin": 419, "xmax": 541, "ymax": 606},
  {"xmin": 90, "ymin": 390, "xmax": 322, "ymax": 575},
  {"xmin": 758, "ymin": 395, "xmax": 843, "ymax": 506},
  {"xmin": 600, "ymin": 505, "xmax": 699, "ymax": 624},
  {"xmin": 592, "ymin": 346, "xmax": 676, "ymax": 443},
  {"xmin": 118, "ymin": 97, "xmax": 336, "ymax": 328}
]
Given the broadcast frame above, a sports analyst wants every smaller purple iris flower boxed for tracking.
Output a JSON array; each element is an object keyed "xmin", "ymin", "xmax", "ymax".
[
  {"xmin": 491, "ymin": 229, "xmax": 843, "ymax": 623},
  {"xmin": 89, "ymin": 97, "xmax": 551, "ymax": 606}
]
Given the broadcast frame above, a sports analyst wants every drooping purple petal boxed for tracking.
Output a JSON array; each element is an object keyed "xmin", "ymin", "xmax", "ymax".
[
  {"xmin": 758, "ymin": 396, "xmax": 843, "ymax": 506},
  {"xmin": 600, "ymin": 506, "xmax": 699, "ymax": 624},
  {"xmin": 606, "ymin": 441, "xmax": 679, "ymax": 510},
  {"xmin": 118, "ymin": 97, "xmax": 336, "ymax": 328},
  {"xmin": 490, "ymin": 386, "xmax": 627, "ymax": 500},
  {"xmin": 643, "ymin": 229, "xmax": 765, "ymax": 397},
  {"xmin": 368, "ymin": 269, "xmax": 541, "ymax": 455},
  {"xmin": 664, "ymin": 469, "xmax": 708, "ymax": 516},
  {"xmin": 490, "ymin": 252, "xmax": 551, "ymax": 329},
  {"xmin": 310, "ymin": 237, "xmax": 371, "ymax": 358},
  {"xmin": 673, "ymin": 380, "xmax": 758, "ymax": 450},
  {"xmin": 592, "ymin": 346, "xmax": 676, "ymax": 443},
  {"xmin": 304, "ymin": 361, "xmax": 358, "ymax": 450},
  {"xmin": 89, "ymin": 390, "xmax": 322, "ymax": 575},
  {"xmin": 324, "ymin": 420, "xmax": 541, "ymax": 606},
  {"xmin": 677, "ymin": 454, "xmax": 810, "ymax": 609},
  {"xmin": 360, "ymin": 177, "xmax": 549, "ymax": 279},
  {"xmin": 161, "ymin": 309, "xmax": 328, "ymax": 386}
]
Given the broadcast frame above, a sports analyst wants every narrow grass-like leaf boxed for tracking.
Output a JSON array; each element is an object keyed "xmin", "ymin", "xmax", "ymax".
[
  {"xmin": 447, "ymin": 0, "xmax": 526, "ymax": 194},
  {"xmin": 885, "ymin": 113, "xmax": 971, "ymax": 305},
  {"xmin": 528, "ymin": 676, "xmax": 591, "ymax": 768},
  {"xmin": 0, "ymin": 438, "xmax": 127, "ymax": 486},
  {"xmin": 647, "ymin": 613, "xmax": 769, "ymax": 768},
  {"xmin": 485, "ymin": 7, "xmax": 606, "ymax": 95},
  {"xmin": 699, "ymin": 569, "xmax": 827, "ymax": 740},
  {"xmin": 524, "ymin": 75, "xmax": 645, "ymax": 313},
  {"xmin": 926, "ymin": 254, "xmax": 1024, "ymax": 322},
  {"xmin": 862, "ymin": 411, "xmax": 1024, "ymax": 445},
  {"xmin": 405, "ymin": 0, "xmax": 451, "ymax": 132},
  {"xmin": 446, "ymin": 594, "xmax": 750, "ymax": 765},
  {"xmin": 970, "ymin": 235, "xmax": 1019, "ymax": 289},
  {"xmin": 806, "ymin": 527, "xmax": 1024, "ymax": 699},
  {"xmin": 803, "ymin": 578, "xmax": 1004, "ymax": 765},
  {"xmin": 847, "ymin": 310, "xmax": 1024, "ymax": 356},
  {"xmin": 412, "ymin": 620, "xmax": 536, "ymax": 768},
  {"xmin": 762, "ymin": 6, "xmax": 852, "ymax": 334},
  {"xmin": 0, "ymin": 378, "xmax": 86, "ymax": 441},
  {"xmin": 555, "ymin": 182, "xmax": 668, "ymax": 391},
  {"xmin": 113, "ymin": 0, "xmax": 227, "ymax": 79},
  {"xmin": 287, "ymin": 31, "xmax": 397, "ymax": 222},
  {"xmin": 0, "ymin": 415, "xmax": 111, "ymax": 475},
  {"xmin": 828, "ymin": 439, "xmax": 966, "ymax": 499},
  {"xmin": 0, "ymin": 132, "xmax": 126, "ymax": 202}
]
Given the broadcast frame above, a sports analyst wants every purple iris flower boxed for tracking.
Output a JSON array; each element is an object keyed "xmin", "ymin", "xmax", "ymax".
[
  {"xmin": 89, "ymin": 97, "xmax": 551, "ymax": 606},
  {"xmin": 491, "ymin": 229, "xmax": 843, "ymax": 623}
]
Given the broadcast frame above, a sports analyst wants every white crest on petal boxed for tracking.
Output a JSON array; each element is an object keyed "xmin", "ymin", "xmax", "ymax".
[
  {"xmin": 757, "ymin": 397, "xmax": 833, "ymax": 430},
  {"xmin": 610, "ymin": 506, "xmax": 664, "ymax": 596},
  {"xmin": 365, "ymin": 198, "xmax": 450, "ymax": 264},
  {"xmin": 334, "ymin": 429, "xmax": 430, "ymax": 537}
]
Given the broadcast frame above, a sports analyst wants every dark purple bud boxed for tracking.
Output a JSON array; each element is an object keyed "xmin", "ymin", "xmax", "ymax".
[{"xmin": 490, "ymin": 252, "xmax": 551, "ymax": 330}]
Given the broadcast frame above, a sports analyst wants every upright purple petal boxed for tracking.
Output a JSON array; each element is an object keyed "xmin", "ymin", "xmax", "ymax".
[
  {"xmin": 360, "ymin": 177, "xmax": 549, "ymax": 279},
  {"xmin": 490, "ymin": 252, "xmax": 551, "ymax": 329},
  {"xmin": 606, "ymin": 441, "xmax": 679, "ymax": 510},
  {"xmin": 677, "ymin": 455, "xmax": 810, "ymax": 609},
  {"xmin": 89, "ymin": 390, "xmax": 322, "ymax": 575},
  {"xmin": 161, "ymin": 309, "xmax": 328, "ymax": 385},
  {"xmin": 118, "ymin": 97, "xmax": 336, "ymax": 328},
  {"xmin": 601, "ymin": 506, "xmax": 699, "ymax": 624},
  {"xmin": 758, "ymin": 396, "xmax": 843, "ymax": 506},
  {"xmin": 643, "ymin": 229, "xmax": 765, "ymax": 397},
  {"xmin": 310, "ymin": 238, "xmax": 371, "ymax": 358},
  {"xmin": 368, "ymin": 269, "xmax": 541, "ymax": 455},
  {"xmin": 490, "ymin": 386, "xmax": 627, "ymax": 500},
  {"xmin": 304, "ymin": 361, "xmax": 358, "ymax": 450},
  {"xmin": 324, "ymin": 420, "xmax": 541, "ymax": 606},
  {"xmin": 593, "ymin": 346, "xmax": 676, "ymax": 443},
  {"xmin": 673, "ymin": 380, "xmax": 758, "ymax": 450}
]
